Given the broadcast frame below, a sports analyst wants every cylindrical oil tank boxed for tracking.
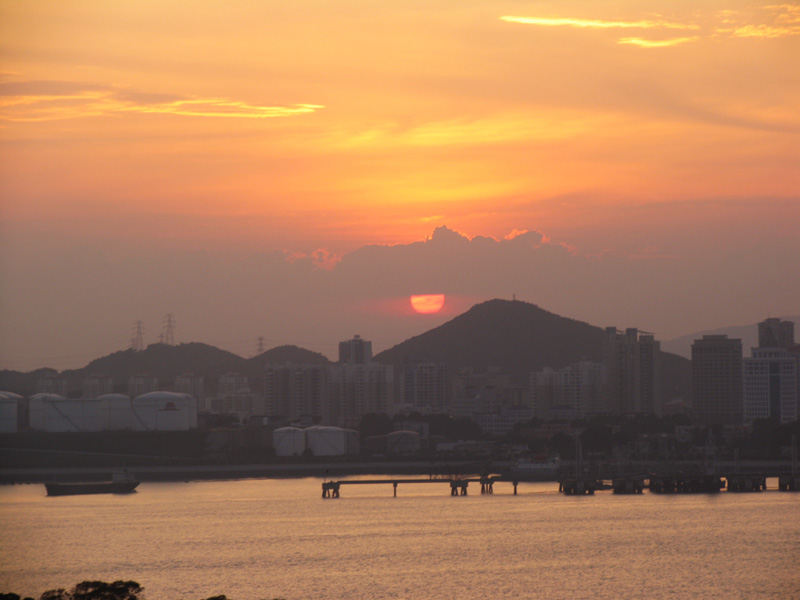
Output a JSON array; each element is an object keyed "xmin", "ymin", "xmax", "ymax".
[
  {"xmin": 132, "ymin": 391, "xmax": 196, "ymax": 431},
  {"xmin": 273, "ymin": 427, "xmax": 306, "ymax": 456},
  {"xmin": 305, "ymin": 426, "xmax": 360, "ymax": 456},
  {"xmin": 0, "ymin": 393, "xmax": 20, "ymax": 433},
  {"xmin": 28, "ymin": 394, "xmax": 103, "ymax": 432},
  {"xmin": 99, "ymin": 394, "xmax": 133, "ymax": 430},
  {"xmin": 178, "ymin": 392, "xmax": 198, "ymax": 429}
]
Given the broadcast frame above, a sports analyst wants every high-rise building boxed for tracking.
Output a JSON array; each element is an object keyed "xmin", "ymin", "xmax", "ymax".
[
  {"xmin": 339, "ymin": 335, "xmax": 372, "ymax": 364},
  {"xmin": 691, "ymin": 335, "xmax": 743, "ymax": 425},
  {"xmin": 758, "ymin": 318, "xmax": 795, "ymax": 349},
  {"xmin": 404, "ymin": 362, "xmax": 452, "ymax": 413},
  {"xmin": 530, "ymin": 361, "xmax": 607, "ymax": 420},
  {"xmin": 743, "ymin": 347, "xmax": 798, "ymax": 424},
  {"xmin": 265, "ymin": 364, "xmax": 329, "ymax": 423},
  {"xmin": 330, "ymin": 362, "xmax": 393, "ymax": 427},
  {"xmin": 604, "ymin": 327, "xmax": 661, "ymax": 414}
]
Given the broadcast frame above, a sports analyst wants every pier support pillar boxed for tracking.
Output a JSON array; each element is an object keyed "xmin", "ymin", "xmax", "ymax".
[{"xmin": 393, "ymin": 482, "xmax": 398, "ymax": 497}]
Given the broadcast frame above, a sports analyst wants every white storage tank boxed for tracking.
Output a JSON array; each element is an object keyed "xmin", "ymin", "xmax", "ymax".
[
  {"xmin": 305, "ymin": 426, "xmax": 359, "ymax": 456},
  {"xmin": 0, "ymin": 392, "xmax": 21, "ymax": 433},
  {"xmin": 99, "ymin": 394, "xmax": 133, "ymax": 430},
  {"xmin": 273, "ymin": 427, "xmax": 306, "ymax": 456},
  {"xmin": 28, "ymin": 394, "xmax": 103, "ymax": 432},
  {"xmin": 132, "ymin": 391, "xmax": 197, "ymax": 431}
]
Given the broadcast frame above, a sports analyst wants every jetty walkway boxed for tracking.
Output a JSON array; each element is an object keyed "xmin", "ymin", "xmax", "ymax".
[
  {"xmin": 322, "ymin": 475, "xmax": 518, "ymax": 498},
  {"xmin": 322, "ymin": 471, "xmax": 800, "ymax": 498}
]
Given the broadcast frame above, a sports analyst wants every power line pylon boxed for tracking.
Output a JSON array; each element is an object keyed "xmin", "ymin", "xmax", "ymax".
[
  {"xmin": 130, "ymin": 320, "xmax": 145, "ymax": 351},
  {"xmin": 162, "ymin": 313, "xmax": 175, "ymax": 346},
  {"xmin": 257, "ymin": 336, "xmax": 265, "ymax": 355}
]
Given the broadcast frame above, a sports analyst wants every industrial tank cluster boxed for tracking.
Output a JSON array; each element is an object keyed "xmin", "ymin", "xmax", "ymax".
[
  {"xmin": 0, "ymin": 391, "xmax": 197, "ymax": 432},
  {"xmin": 273, "ymin": 426, "xmax": 360, "ymax": 457}
]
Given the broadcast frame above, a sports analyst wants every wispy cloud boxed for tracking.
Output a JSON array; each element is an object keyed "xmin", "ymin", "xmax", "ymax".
[
  {"xmin": 0, "ymin": 80, "xmax": 323, "ymax": 123},
  {"xmin": 500, "ymin": 16, "xmax": 696, "ymax": 30},
  {"xmin": 502, "ymin": 4, "xmax": 800, "ymax": 48},
  {"xmin": 618, "ymin": 37, "xmax": 699, "ymax": 48}
]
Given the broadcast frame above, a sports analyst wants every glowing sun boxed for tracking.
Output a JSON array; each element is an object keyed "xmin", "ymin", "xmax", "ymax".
[{"xmin": 410, "ymin": 294, "xmax": 445, "ymax": 314}]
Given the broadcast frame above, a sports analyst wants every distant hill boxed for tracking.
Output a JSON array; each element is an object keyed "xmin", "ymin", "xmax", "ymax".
[
  {"xmin": 662, "ymin": 315, "xmax": 800, "ymax": 359},
  {"xmin": 375, "ymin": 299, "xmax": 606, "ymax": 378},
  {"xmin": 240, "ymin": 345, "xmax": 331, "ymax": 378},
  {"xmin": 62, "ymin": 342, "xmax": 244, "ymax": 381},
  {"xmin": 375, "ymin": 298, "xmax": 691, "ymax": 401},
  {"xmin": 0, "ymin": 342, "xmax": 331, "ymax": 397}
]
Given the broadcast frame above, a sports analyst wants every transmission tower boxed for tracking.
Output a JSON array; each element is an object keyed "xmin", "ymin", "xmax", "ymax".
[
  {"xmin": 257, "ymin": 336, "xmax": 266, "ymax": 355},
  {"xmin": 130, "ymin": 320, "xmax": 145, "ymax": 351},
  {"xmin": 162, "ymin": 313, "xmax": 176, "ymax": 346}
]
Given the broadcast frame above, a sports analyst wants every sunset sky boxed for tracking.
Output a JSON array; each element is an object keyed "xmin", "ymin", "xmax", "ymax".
[{"xmin": 1, "ymin": 1, "xmax": 798, "ymax": 370}]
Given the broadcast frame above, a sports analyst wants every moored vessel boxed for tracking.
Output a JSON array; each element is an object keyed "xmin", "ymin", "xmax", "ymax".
[{"xmin": 45, "ymin": 469, "xmax": 139, "ymax": 496}]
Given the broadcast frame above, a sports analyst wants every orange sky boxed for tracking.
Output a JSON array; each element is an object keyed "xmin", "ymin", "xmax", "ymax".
[{"xmin": 1, "ymin": 1, "xmax": 798, "ymax": 368}]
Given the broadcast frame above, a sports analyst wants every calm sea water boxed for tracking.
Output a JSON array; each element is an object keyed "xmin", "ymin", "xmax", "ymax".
[{"xmin": 1, "ymin": 477, "xmax": 798, "ymax": 600}]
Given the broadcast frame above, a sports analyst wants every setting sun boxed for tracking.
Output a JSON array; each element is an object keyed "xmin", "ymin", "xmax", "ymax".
[{"xmin": 410, "ymin": 294, "xmax": 445, "ymax": 314}]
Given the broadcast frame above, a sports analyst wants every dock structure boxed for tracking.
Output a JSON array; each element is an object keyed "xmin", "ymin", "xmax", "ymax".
[
  {"xmin": 559, "ymin": 477, "xmax": 597, "ymax": 495},
  {"xmin": 726, "ymin": 474, "xmax": 767, "ymax": 492},
  {"xmin": 649, "ymin": 473, "xmax": 724, "ymax": 494},
  {"xmin": 612, "ymin": 477, "xmax": 645, "ymax": 494},
  {"xmin": 321, "ymin": 475, "xmax": 521, "ymax": 498},
  {"xmin": 320, "ymin": 462, "xmax": 800, "ymax": 498}
]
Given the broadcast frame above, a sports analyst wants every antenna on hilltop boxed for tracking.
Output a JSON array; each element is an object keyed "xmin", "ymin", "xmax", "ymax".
[
  {"xmin": 130, "ymin": 320, "xmax": 145, "ymax": 351},
  {"xmin": 162, "ymin": 313, "xmax": 175, "ymax": 346},
  {"xmin": 257, "ymin": 336, "xmax": 266, "ymax": 355}
]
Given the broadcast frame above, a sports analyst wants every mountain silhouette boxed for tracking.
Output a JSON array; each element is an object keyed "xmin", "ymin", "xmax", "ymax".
[
  {"xmin": 375, "ymin": 298, "xmax": 690, "ymax": 400},
  {"xmin": 241, "ymin": 345, "xmax": 331, "ymax": 378},
  {"xmin": 375, "ymin": 299, "xmax": 606, "ymax": 377},
  {"xmin": 62, "ymin": 342, "xmax": 244, "ymax": 381}
]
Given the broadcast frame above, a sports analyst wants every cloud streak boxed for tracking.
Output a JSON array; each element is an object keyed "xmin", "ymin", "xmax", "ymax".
[
  {"xmin": 500, "ymin": 16, "xmax": 696, "ymax": 30},
  {"xmin": 502, "ymin": 5, "xmax": 800, "ymax": 47},
  {"xmin": 618, "ymin": 37, "xmax": 699, "ymax": 48},
  {"xmin": 0, "ymin": 80, "xmax": 323, "ymax": 122}
]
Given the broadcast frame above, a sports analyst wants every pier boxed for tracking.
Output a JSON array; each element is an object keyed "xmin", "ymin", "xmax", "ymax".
[
  {"xmin": 322, "ymin": 475, "xmax": 521, "ymax": 498},
  {"xmin": 321, "ymin": 471, "xmax": 799, "ymax": 498}
]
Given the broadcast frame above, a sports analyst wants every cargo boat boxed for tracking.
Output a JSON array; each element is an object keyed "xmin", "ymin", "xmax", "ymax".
[{"xmin": 45, "ymin": 470, "xmax": 139, "ymax": 496}]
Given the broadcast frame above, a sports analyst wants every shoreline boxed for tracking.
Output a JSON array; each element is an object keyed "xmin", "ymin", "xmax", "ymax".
[{"xmin": 1, "ymin": 459, "xmax": 792, "ymax": 485}]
